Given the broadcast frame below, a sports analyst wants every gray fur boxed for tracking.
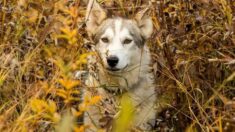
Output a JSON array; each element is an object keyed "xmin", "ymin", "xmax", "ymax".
[{"xmin": 93, "ymin": 18, "xmax": 145, "ymax": 47}]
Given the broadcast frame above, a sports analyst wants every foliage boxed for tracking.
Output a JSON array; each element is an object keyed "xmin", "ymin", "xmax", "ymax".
[
  {"xmin": 113, "ymin": 94, "xmax": 134, "ymax": 132},
  {"xmin": 0, "ymin": 0, "xmax": 235, "ymax": 131}
]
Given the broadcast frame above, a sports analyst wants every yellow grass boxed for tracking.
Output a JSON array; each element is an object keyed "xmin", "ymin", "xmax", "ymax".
[{"xmin": 0, "ymin": 0, "xmax": 234, "ymax": 131}]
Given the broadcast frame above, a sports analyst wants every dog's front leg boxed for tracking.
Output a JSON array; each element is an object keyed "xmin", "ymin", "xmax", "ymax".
[
  {"xmin": 136, "ymin": 102, "xmax": 156, "ymax": 131},
  {"xmin": 130, "ymin": 86, "xmax": 157, "ymax": 131}
]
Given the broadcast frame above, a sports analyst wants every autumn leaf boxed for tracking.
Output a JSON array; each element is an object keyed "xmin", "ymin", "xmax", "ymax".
[
  {"xmin": 89, "ymin": 96, "xmax": 101, "ymax": 105},
  {"xmin": 58, "ymin": 79, "xmax": 80, "ymax": 90},
  {"xmin": 113, "ymin": 94, "xmax": 134, "ymax": 132}
]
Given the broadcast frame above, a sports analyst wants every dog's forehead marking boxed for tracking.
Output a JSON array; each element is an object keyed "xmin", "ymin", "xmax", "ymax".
[
  {"xmin": 100, "ymin": 19, "xmax": 124, "ymax": 39},
  {"xmin": 114, "ymin": 19, "xmax": 123, "ymax": 34},
  {"xmin": 102, "ymin": 19, "xmax": 131, "ymax": 40}
]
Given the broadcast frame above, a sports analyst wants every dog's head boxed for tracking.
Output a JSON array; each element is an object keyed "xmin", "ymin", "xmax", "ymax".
[{"xmin": 86, "ymin": 0, "xmax": 153, "ymax": 72}]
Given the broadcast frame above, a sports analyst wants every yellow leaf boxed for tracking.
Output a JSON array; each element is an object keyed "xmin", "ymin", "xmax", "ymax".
[
  {"xmin": 56, "ymin": 89, "xmax": 67, "ymax": 98},
  {"xmin": 75, "ymin": 111, "xmax": 82, "ymax": 117},
  {"xmin": 68, "ymin": 6, "xmax": 78, "ymax": 18},
  {"xmin": 79, "ymin": 103, "xmax": 87, "ymax": 112},
  {"xmin": 71, "ymin": 90, "xmax": 80, "ymax": 95},
  {"xmin": 60, "ymin": 27, "xmax": 71, "ymax": 35},
  {"xmin": 67, "ymin": 97, "xmax": 80, "ymax": 102},
  {"xmin": 58, "ymin": 79, "xmax": 80, "ymax": 89},
  {"xmin": 48, "ymin": 100, "xmax": 57, "ymax": 113},
  {"xmin": 30, "ymin": 99, "xmax": 48, "ymax": 113},
  {"xmin": 76, "ymin": 52, "xmax": 95, "ymax": 65},
  {"xmin": 113, "ymin": 94, "xmax": 134, "ymax": 132},
  {"xmin": 74, "ymin": 126, "xmax": 85, "ymax": 132},
  {"xmin": 56, "ymin": 92, "xmax": 67, "ymax": 99},
  {"xmin": 89, "ymin": 96, "xmax": 101, "ymax": 105}
]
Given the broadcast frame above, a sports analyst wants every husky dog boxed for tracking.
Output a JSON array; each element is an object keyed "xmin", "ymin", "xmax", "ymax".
[{"xmin": 83, "ymin": 0, "xmax": 156, "ymax": 131}]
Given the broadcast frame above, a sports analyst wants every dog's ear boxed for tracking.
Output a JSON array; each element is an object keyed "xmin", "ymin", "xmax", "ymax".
[
  {"xmin": 85, "ymin": 0, "xmax": 107, "ymax": 37},
  {"xmin": 135, "ymin": 9, "xmax": 153, "ymax": 39}
]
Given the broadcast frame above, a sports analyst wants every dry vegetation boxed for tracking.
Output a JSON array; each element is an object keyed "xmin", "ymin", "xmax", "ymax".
[{"xmin": 0, "ymin": 0, "xmax": 235, "ymax": 131}]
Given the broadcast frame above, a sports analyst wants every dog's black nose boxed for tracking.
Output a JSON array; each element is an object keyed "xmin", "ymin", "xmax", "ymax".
[{"xmin": 107, "ymin": 56, "xmax": 119, "ymax": 67}]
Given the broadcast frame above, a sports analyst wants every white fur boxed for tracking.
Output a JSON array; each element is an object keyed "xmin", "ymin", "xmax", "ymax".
[
  {"xmin": 98, "ymin": 18, "xmax": 136, "ymax": 70},
  {"xmin": 83, "ymin": 0, "xmax": 156, "ymax": 131}
]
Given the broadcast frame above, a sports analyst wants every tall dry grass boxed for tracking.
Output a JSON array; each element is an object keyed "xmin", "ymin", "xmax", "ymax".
[{"xmin": 0, "ymin": 0, "xmax": 234, "ymax": 131}]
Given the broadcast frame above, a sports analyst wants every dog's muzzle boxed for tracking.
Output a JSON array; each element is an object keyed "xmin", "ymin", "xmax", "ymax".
[
  {"xmin": 107, "ymin": 55, "xmax": 119, "ymax": 68},
  {"xmin": 106, "ymin": 55, "xmax": 128, "ymax": 72}
]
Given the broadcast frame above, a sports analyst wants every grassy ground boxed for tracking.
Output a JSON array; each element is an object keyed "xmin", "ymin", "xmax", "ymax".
[{"xmin": 0, "ymin": 0, "xmax": 235, "ymax": 131}]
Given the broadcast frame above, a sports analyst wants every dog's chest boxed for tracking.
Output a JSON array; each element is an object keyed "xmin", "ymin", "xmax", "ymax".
[
  {"xmin": 89, "ymin": 83, "xmax": 156, "ymax": 130},
  {"xmin": 89, "ymin": 88, "xmax": 122, "ymax": 129}
]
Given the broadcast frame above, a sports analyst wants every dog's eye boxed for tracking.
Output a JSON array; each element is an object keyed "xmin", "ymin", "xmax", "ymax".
[
  {"xmin": 123, "ymin": 38, "xmax": 132, "ymax": 44},
  {"xmin": 101, "ymin": 37, "xmax": 109, "ymax": 43}
]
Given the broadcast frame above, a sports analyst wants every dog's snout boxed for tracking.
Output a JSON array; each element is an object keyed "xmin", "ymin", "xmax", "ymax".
[{"xmin": 107, "ymin": 56, "xmax": 119, "ymax": 67}]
